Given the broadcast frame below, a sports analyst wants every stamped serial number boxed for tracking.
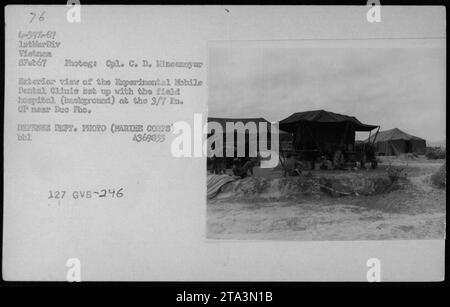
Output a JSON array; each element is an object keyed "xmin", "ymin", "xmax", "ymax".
[{"xmin": 48, "ymin": 188, "xmax": 124, "ymax": 200}]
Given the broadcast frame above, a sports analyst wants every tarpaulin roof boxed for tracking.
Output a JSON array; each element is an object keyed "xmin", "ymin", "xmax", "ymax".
[
  {"xmin": 368, "ymin": 128, "xmax": 425, "ymax": 142},
  {"xmin": 279, "ymin": 110, "xmax": 378, "ymax": 132}
]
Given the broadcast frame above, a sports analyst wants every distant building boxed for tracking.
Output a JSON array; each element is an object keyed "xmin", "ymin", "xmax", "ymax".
[{"xmin": 207, "ymin": 117, "xmax": 291, "ymax": 157}]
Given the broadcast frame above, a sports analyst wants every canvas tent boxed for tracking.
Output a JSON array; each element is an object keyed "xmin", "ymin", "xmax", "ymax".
[
  {"xmin": 207, "ymin": 117, "xmax": 290, "ymax": 157},
  {"xmin": 367, "ymin": 128, "xmax": 426, "ymax": 155},
  {"xmin": 279, "ymin": 110, "xmax": 378, "ymax": 155}
]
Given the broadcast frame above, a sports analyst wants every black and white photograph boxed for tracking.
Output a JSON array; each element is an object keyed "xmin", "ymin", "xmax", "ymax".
[
  {"xmin": 206, "ymin": 44, "xmax": 446, "ymax": 241},
  {"xmin": 2, "ymin": 4, "xmax": 446, "ymax": 287}
]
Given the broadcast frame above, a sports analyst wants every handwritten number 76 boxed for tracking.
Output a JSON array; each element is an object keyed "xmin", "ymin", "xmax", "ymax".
[{"xmin": 30, "ymin": 11, "xmax": 45, "ymax": 23}]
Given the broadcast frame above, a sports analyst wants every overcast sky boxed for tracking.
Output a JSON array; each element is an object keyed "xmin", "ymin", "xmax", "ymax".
[{"xmin": 209, "ymin": 47, "xmax": 446, "ymax": 142}]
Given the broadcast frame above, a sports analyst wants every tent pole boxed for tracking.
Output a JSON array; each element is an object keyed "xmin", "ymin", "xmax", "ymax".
[{"xmin": 372, "ymin": 126, "xmax": 380, "ymax": 145}]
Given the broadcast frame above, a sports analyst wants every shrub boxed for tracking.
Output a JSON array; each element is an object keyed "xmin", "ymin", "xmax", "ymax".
[
  {"xmin": 431, "ymin": 163, "xmax": 446, "ymax": 188},
  {"xmin": 386, "ymin": 165, "xmax": 407, "ymax": 182},
  {"xmin": 425, "ymin": 147, "xmax": 446, "ymax": 159}
]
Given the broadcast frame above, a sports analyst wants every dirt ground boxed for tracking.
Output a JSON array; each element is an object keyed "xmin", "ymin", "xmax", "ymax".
[{"xmin": 207, "ymin": 156, "xmax": 446, "ymax": 240}]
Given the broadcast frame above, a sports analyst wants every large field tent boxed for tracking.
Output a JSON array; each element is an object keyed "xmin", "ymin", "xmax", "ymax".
[
  {"xmin": 367, "ymin": 128, "xmax": 426, "ymax": 155},
  {"xmin": 279, "ymin": 110, "xmax": 378, "ymax": 155}
]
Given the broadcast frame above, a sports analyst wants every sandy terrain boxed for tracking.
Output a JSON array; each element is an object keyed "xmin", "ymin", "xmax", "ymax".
[{"xmin": 207, "ymin": 157, "xmax": 446, "ymax": 240}]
